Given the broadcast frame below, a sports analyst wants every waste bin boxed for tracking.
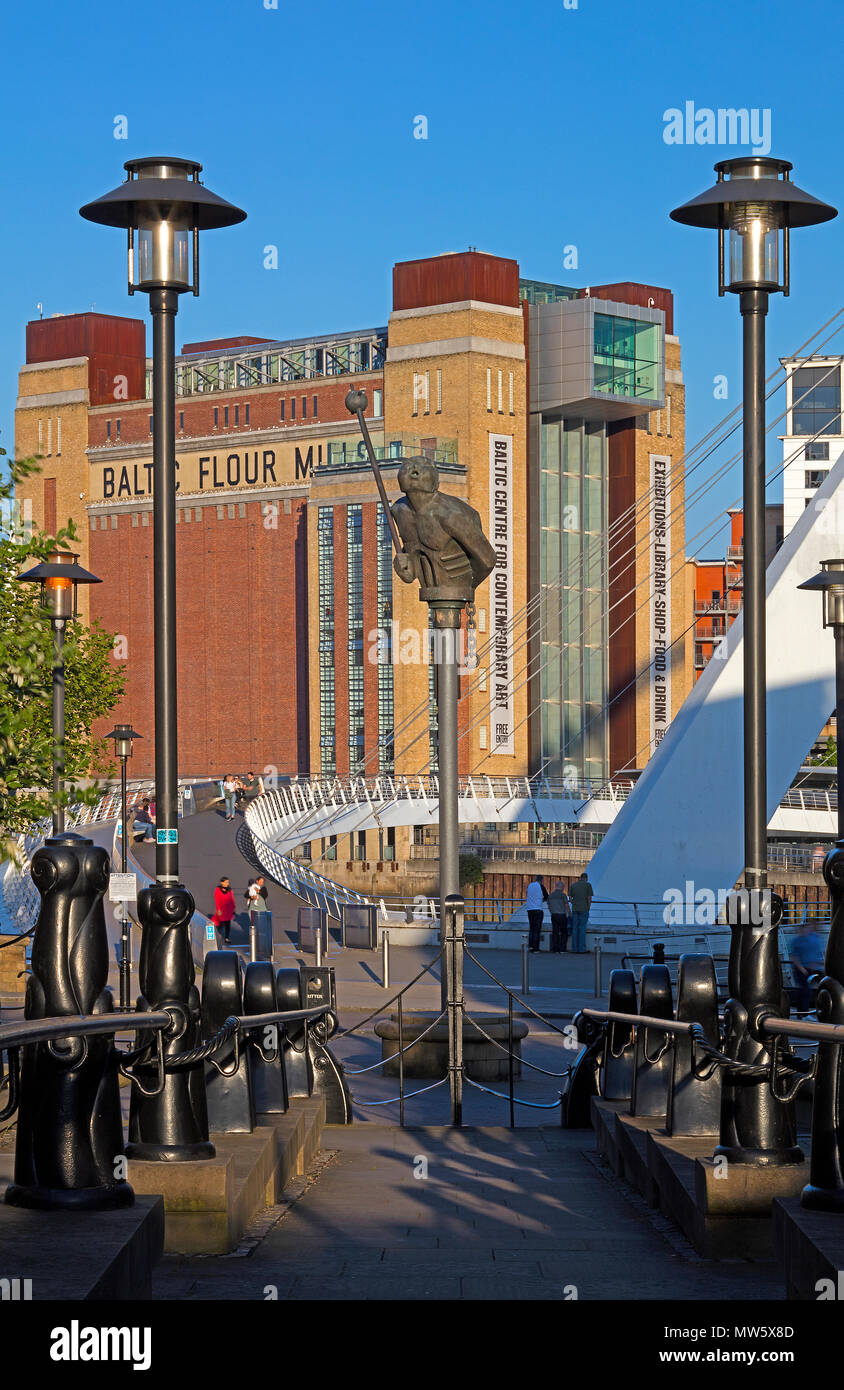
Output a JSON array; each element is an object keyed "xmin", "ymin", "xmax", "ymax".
[
  {"xmin": 298, "ymin": 906, "xmax": 328, "ymax": 957},
  {"xmin": 341, "ymin": 903, "xmax": 377, "ymax": 950}
]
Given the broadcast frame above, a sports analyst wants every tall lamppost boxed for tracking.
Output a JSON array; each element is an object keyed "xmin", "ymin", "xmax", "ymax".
[
  {"xmin": 797, "ymin": 561, "xmax": 844, "ymax": 1207},
  {"xmin": 671, "ymin": 158, "xmax": 836, "ymax": 1164},
  {"xmin": 17, "ymin": 548, "xmax": 101, "ymax": 832},
  {"xmin": 80, "ymin": 159, "xmax": 245, "ymax": 1161},
  {"xmin": 105, "ymin": 722, "xmax": 142, "ymax": 1009}
]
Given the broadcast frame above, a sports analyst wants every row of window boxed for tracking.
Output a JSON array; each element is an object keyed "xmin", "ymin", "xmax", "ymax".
[
  {"xmin": 36, "ymin": 416, "xmax": 62, "ymax": 456},
  {"xmin": 102, "ymin": 389, "xmax": 385, "ymax": 444},
  {"xmin": 485, "ymin": 370, "xmax": 516, "ymax": 416}
]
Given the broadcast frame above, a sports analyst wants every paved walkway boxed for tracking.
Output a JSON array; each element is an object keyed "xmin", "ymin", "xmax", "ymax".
[{"xmin": 153, "ymin": 1125, "xmax": 784, "ymax": 1301}]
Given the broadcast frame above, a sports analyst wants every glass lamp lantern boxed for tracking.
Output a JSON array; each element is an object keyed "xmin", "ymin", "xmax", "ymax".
[
  {"xmin": 670, "ymin": 157, "xmax": 836, "ymax": 296},
  {"xmin": 798, "ymin": 560, "xmax": 844, "ymax": 628},
  {"xmin": 105, "ymin": 723, "xmax": 143, "ymax": 760},
  {"xmin": 17, "ymin": 549, "xmax": 101, "ymax": 620},
  {"xmin": 80, "ymin": 157, "xmax": 246, "ymax": 296}
]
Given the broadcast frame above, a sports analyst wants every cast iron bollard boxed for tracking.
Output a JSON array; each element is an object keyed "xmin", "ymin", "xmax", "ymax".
[
  {"xmin": 127, "ymin": 883, "xmax": 215, "ymax": 1161},
  {"xmin": 630, "ymin": 964, "xmax": 674, "ymax": 1118},
  {"xmin": 667, "ymin": 954, "xmax": 721, "ymax": 1137},
  {"xmin": 244, "ymin": 960, "xmax": 288, "ymax": 1115},
  {"xmin": 716, "ymin": 888, "xmax": 803, "ymax": 1166},
  {"xmin": 602, "ymin": 969, "xmax": 637, "ymax": 1102},
  {"xmin": 276, "ymin": 968, "xmax": 313, "ymax": 1098},
  {"xmin": 562, "ymin": 1011, "xmax": 603, "ymax": 1127},
  {"xmin": 299, "ymin": 964, "xmax": 353, "ymax": 1124},
  {"xmin": 803, "ymin": 845, "xmax": 844, "ymax": 1208},
  {"xmin": 6, "ymin": 833, "xmax": 133, "ymax": 1210},
  {"xmin": 201, "ymin": 951, "xmax": 255, "ymax": 1134},
  {"xmin": 444, "ymin": 895, "xmax": 465, "ymax": 1127}
]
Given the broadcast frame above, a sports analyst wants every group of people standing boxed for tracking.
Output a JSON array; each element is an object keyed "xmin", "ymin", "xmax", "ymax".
[
  {"xmin": 221, "ymin": 772, "xmax": 265, "ymax": 820},
  {"xmin": 525, "ymin": 872, "xmax": 594, "ymax": 954},
  {"xmin": 211, "ymin": 873, "xmax": 270, "ymax": 946}
]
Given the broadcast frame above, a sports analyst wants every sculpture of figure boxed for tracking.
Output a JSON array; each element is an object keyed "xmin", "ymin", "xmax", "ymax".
[{"xmin": 391, "ymin": 456, "xmax": 496, "ymax": 606}]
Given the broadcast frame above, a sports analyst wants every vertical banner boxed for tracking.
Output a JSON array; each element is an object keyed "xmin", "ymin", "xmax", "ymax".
[
  {"xmin": 650, "ymin": 453, "xmax": 672, "ymax": 753},
  {"xmin": 489, "ymin": 434, "xmax": 514, "ymax": 755}
]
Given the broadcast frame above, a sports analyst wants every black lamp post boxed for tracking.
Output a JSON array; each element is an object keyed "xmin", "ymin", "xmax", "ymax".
[
  {"xmin": 80, "ymin": 159, "xmax": 245, "ymax": 1161},
  {"xmin": 671, "ymin": 158, "xmax": 836, "ymax": 1165},
  {"xmin": 105, "ymin": 722, "xmax": 142, "ymax": 1009},
  {"xmin": 17, "ymin": 548, "xmax": 101, "ymax": 833},
  {"xmin": 798, "ymin": 561, "xmax": 844, "ymax": 1207}
]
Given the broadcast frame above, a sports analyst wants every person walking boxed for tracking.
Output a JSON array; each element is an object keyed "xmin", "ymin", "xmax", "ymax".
[
  {"xmin": 789, "ymin": 920, "xmax": 825, "ymax": 1012},
  {"xmin": 222, "ymin": 774, "xmax": 238, "ymax": 820},
  {"xmin": 246, "ymin": 874, "xmax": 271, "ymax": 957},
  {"xmin": 525, "ymin": 875, "xmax": 549, "ymax": 953},
  {"xmin": 548, "ymin": 881, "xmax": 571, "ymax": 953},
  {"xmin": 570, "ymin": 872, "xmax": 593, "ymax": 953},
  {"xmin": 213, "ymin": 876, "xmax": 236, "ymax": 946}
]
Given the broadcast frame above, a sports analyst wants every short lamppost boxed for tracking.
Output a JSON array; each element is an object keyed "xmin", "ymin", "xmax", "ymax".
[
  {"xmin": 81, "ymin": 159, "xmax": 245, "ymax": 1160},
  {"xmin": 671, "ymin": 158, "xmax": 836, "ymax": 1164},
  {"xmin": 797, "ymin": 560, "xmax": 844, "ymax": 1207},
  {"xmin": 105, "ymin": 723, "xmax": 143, "ymax": 1009},
  {"xmin": 17, "ymin": 548, "xmax": 101, "ymax": 833},
  {"xmin": 8, "ymin": 551, "xmax": 131, "ymax": 1210}
]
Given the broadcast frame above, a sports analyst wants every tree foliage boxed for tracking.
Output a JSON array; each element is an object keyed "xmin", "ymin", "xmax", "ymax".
[
  {"xmin": 459, "ymin": 852, "xmax": 485, "ymax": 888},
  {"xmin": 0, "ymin": 453, "xmax": 125, "ymax": 849}
]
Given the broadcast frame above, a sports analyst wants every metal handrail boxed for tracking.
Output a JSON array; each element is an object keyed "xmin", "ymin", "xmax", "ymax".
[{"xmin": 0, "ymin": 1011, "xmax": 172, "ymax": 1050}]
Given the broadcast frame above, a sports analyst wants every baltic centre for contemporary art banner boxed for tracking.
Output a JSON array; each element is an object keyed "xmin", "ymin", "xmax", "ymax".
[
  {"xmin": 489, "ymin": 433, "xmax": 514, "ymax": 755},
  {"xmin": 649, "ymin": 453, "xmax": 672, "ymax": 753}
]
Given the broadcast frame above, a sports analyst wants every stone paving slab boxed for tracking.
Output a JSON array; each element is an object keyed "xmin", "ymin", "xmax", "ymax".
[{"xmin": 152, "ymin": 1124, "xmax": 786, "ymax": 1302}]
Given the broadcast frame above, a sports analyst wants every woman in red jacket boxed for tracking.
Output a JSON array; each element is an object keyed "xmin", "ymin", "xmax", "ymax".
[{"xmin": 213, "ymin": 876, "xmax": 236, "ymax": 946}]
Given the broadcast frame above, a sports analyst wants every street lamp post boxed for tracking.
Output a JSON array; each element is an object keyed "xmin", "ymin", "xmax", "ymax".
[
  {"xmin": 81, "ymin": 159, "xmax": 245, "ymax": 1161},
  {"xmin": 17, "ymin": 549, "xmax": 101, "ymax": 833},
  {"xmin": 797, "ymin": 561, "xmax": 844, "ymax": 1207},
  {"xmin": 671, "ymin": 158, "xmax": 836, "ymax": 1163},
  {"xmin": 105, "ymin": 723, "xmax": 142, "ymax": 1009}
]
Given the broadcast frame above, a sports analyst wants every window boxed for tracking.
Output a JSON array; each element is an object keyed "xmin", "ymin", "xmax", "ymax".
[
  {"xmin": 179, "ymin": 411, "xmax": 184, "ymax": 431},
  {"xmin": 486, "ymin": 369, "xmax": 492, "ymax": 412},
  {"xmin": 234, "ymin": 405, "xmax": 239, "ymax": 426},
  {"xmin": 56, "ymin": 417, "xmax": 61, "ymax": 455},
  {"xmin": 436, "ymin": 370, "xmax": 442, "ymax": 413},
  {"xmin": 106, "ymin": 420, "xmax": 110, "ymax": 441},
  {"xmin": 302, "ymin": 396, "xmax": 307, "ymax": 419},
  {"xmin": 353, "ymin": 830, "xmax": 366, "ymax": 861},
  {"xmin": 413, "ymin": 372, "xmax": 429, "ymax": 415},
  {"xmin": 805, "ymin": 469, "xmax": 829, "ymax": 490},
  {"xmin": 224, "ymin": 407, "xmax": 229, "ymax": 428},
  {"xmin": 280, "ymin": 399, "xmax": 285, "ymax": 421},
  {"xmin": 509, "ymin": 371, "xmax": 514, "ymax": 415},
  {"xmin": 322, "ymin": 835, "xmax": 337, "ymax": 861},
  {"xmin": 372, "ymin": 389, "xmax": 383, "ymax": 417},
  {"xmin": 805, "ymin": 440, "xmax": 830, "ymax": 461},
  {"xmin": 149, "ymin": 415, "xmax": 153, "ymax": 433},
  {"xmin": 313, "ymin": 395, "xmax": 318, "ymax": 418},
  {"xmin": 792, "ymin": 366, "xmax": 841, "ymax": 436},
  {"xmin": 291, "ymin": 398, "xmax": 296, "ymax": 420},
  {"xmin": 46, "ymin": 419, "xmax": 52, "ymax": 455},
  {"xmin": 116, "ymin": 419, "xmax": 121, "ymax": 439},
  {"xmin": 497, "ymin": 370, "xmax": 503, "ymax": 413},
  {"xmin": 666, "ymin": 395, "xmax": 672, "ymax": 436},
  {"xmin": 214, "ymin": 407, "xmax": 219, "ymax": 428},
  {"xmin": 593, "ymin": 313, "xmax": 660, "ymax": 399}
]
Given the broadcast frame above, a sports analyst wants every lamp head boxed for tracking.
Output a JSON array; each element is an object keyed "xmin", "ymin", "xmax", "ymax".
[
  {"xmin": 670, "ymin": 157, "xmax": 836, "ymax": 295},
  {"xmin": 80, "ymin": 156, "xmax": 246, "ymax": 296},
  {"xmin": 798, "ymin": 559, "xmax": 844, "ymax": 629},
  {"xmin": 104, "ymin": 723, "xmax": 142, "ymax": 759},
  {"xmin": 17, "ymin": 548, "xmax": 101, "ymax": 621}
]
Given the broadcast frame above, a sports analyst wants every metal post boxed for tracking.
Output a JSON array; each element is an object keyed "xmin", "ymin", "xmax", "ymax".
[
  {"xmin": 740, "ymin": 288, "xmax": 769, "ymax": 899},
  {"xmin": 522, "ymin": 939, "xmax": 530, "ymax": 994},
  {"xmin": 51, "ymin": 619, "xmax": 66, "ymax": 835},
  {"xmin": 593, "ymin": 941, "xmax": 602, "ymax": 998},
  {"xmin": 435, "ymin": 611, "xmax": 462, "ymax": 1012},
  {"xmin": 382, "ymin": 929, "xmax": 390, "ymax": 989},
  {"xmin": 315, "ymin": 922, "xmax": 323, "ymax": 967},
  {"xmin": 445, "ymin": 894, "xmax": 464, "ymax": 1127},
  {"xmin": 716, "ymin": 292, "xmax": 801, "ymax": 1165},
  {"xmin": 397, "ymin": 992, "xmax": 405, "ymax": 1129},
  {"xmin": 508, "ymin": 991, "xmax": 515, "ymax": 1130},
  {"xmin": 119, "ymin": 757, "xmax": 130, "ymax": 1010},
  {"xmin": 150, "ymin": 287, "xmax": 180, "ymax": 885},
  {"xmin": 249, "ymin": 912, "xmax": 258, "ymax": 963}
]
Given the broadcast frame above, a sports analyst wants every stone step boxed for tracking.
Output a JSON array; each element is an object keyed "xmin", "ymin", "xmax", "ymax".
[{"xmin": 0, "ymin": 1195, "xmax": 164, "ymax": 1300}]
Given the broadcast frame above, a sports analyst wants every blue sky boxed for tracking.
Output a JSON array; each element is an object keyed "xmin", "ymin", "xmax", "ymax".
[{"xmin": 2, "ymin": 0, "xmax": 842, "ymax": 553}]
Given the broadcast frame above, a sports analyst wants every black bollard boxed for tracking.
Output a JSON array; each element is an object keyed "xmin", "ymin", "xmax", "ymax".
[
  {"xmin": 276, "ymin": 968, "xmax": 313, "ymax": 1098},
  {"xmin": 631, "ymin": 964, "xmax": 674, "ymax": 1120},
  {"xmin": 243, "ymin": 960, "xmax": 288, "ymax": 1115},
  {"xmin": 201, "ymin": 951, "xmax": 255, "ymax": 1134},
  {"xmin": 803, "ymin": 844, "xmax": 844, "ymax": 1208},
  {"xmin": 667, "ymin": 954, "xmax": 721, "ymax": 1137},
  {"xmin": 127, "ymin": 883, "xmax": 215, "ymax": 1161},
  {"xmin": 603, "ymin": 969, "xmax": 636, "ymax": 1102},
  {"xmin": 6, "ymin": 833, "xmax": 133, "ymax": 1210},
  {"xmin": 716, "ymin": 889, "xmax": 803, "ymax": 1166},
  {"xmin": 561, "ymin": 1011, "xmax": 603, "ymax": 1127}
]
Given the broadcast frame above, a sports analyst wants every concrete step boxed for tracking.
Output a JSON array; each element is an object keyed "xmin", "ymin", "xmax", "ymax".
[{"xmin": 0, "ymin": 1195, "xmax": 164, "ymax": 1300}]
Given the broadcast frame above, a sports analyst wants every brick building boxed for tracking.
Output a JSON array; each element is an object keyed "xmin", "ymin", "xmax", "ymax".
[{"xmin": 14, "ymin": 251, "xmax": 691, "ymax": 786}]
